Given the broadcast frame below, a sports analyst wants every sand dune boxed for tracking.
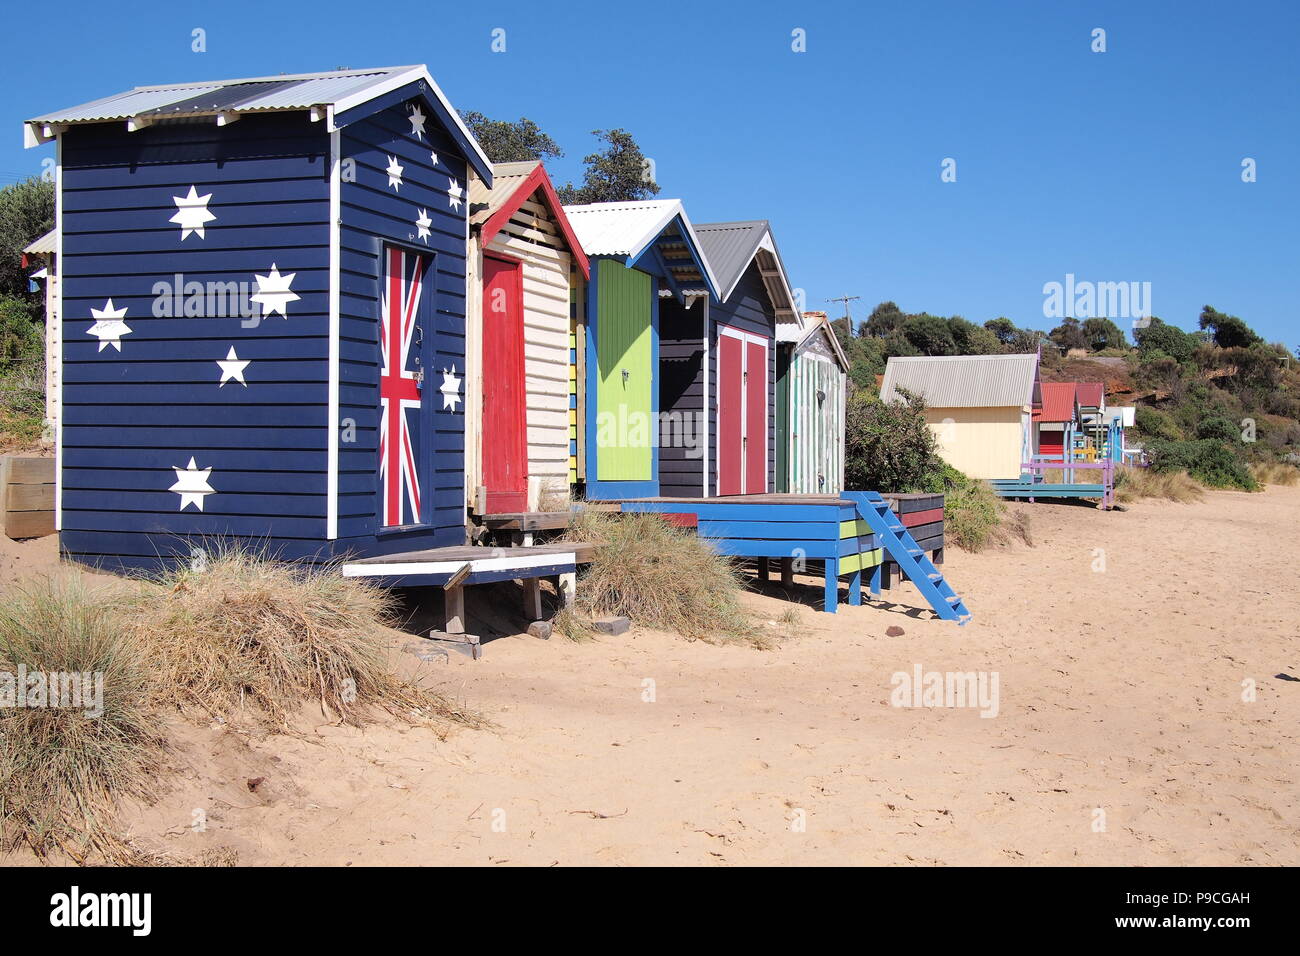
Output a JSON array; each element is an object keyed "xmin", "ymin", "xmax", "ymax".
[{"xmin": 5, "ymin": 486, "xmax": 1297, "ymax": 865}]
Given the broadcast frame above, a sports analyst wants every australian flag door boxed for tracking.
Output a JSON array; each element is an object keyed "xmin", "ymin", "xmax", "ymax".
[{"xmin": 378, "ymin": 245, "xmax": 431, "ymax": 528}]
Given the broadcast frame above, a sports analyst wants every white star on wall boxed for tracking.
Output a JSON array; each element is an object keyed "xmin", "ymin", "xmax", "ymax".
[
  {"xmin": 407, "ymin": 104, "xmax": 426, "ymax": 140},
  {"xmin": 170, "ymin": 185, "xmax": 216, "ymax": 240},
  {"xmin": 447, "ymin": 178, "xmax": 463, "ymax": 211},
  {"xmin": 249, "ymin": 264, "xmax": 300, "ymax": 319},
  {"xmin": 169, "ymin": 457, "xmax": 215, "ymax": 511},
  {"xmin": 385, "ymin": 155, "xmax": 404, "ymax": 191},
  {"xmin": 87, "ymin": 299, "xmax": 132, "ymax": 352},
  {"xmin": 414, "ymin": 208, "xmax": 432, "ymax": 243},
  {"xmin": 440, "ymin": 365, "xmax": 462, "ymax": 411},
  {"xmin": 429, "ymin": 151, "xmax": 439, "ymax": 168},
  {"xmin": 217, "ymin": 347, "xmax": 249, "ymax": 387}
]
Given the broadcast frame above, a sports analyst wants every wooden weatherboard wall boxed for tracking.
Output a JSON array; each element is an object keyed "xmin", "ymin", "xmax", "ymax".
[
  {"xmin": 53, "ymin": 80, "xmax": 482, "ymax": 573},
  {"xmin": 58, "ymin": 114, "xmax": 332, "ymax": 572},
  {"xmin": 466, "ymin": 162, "xmax": 587, "ymax": 512},
  {"xmin": 787, "ymin": 347, "xmax": 845, "ymax": 493},
  {"xmin": 657, "ymin": 294, "xmax": 708, "ymax": 496},
  {"xmin": 335, "ymin": 89, "xmax": 472, "ymax": 554},
  {"xmin": 657, "ymin": 262, "xmax": 778, "ymax": 498}
]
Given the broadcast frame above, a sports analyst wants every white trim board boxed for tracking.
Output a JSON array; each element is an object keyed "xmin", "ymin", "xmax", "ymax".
[
  {"xmin": 326, "ymin": 129, "xmax": 341, "ymax": 539},
  {"xmin": 342, "ymin": 551, "xmax": 578, "ymax": 578}
]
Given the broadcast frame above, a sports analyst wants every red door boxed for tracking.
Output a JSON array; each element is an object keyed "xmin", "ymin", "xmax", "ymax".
[
  {"xmin": 745, "ymin": 338, "xmax": 767, "ymax": 493},
  {"xmin": 717, "ymin": 333, "xmax": 744, "ymax": 495},
  {"xmin": 716, "ymin": 329, "xmax": 768, "ymax": 495},
  {"xmin": 482, "ymin": 255, "xmax": 528, "ymax": 512}
]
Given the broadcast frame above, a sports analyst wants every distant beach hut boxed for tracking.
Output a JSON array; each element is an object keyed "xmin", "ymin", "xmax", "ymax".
[{"xmin": 880, "ymin": 353, "xmax": 1042, "ymax": 480}]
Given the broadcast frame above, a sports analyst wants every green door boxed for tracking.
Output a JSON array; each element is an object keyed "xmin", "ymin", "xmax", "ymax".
[{"xmin": 595, "ymin": 260, "xmax": 652, "ymax": 480}]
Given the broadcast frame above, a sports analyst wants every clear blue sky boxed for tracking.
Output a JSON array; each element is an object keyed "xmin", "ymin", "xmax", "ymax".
[{"xmin": 4, "ymin": 0, "xmax": 1297, "ymax": 347}]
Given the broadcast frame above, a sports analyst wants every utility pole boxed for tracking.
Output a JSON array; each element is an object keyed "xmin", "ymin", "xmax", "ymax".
[{"xmin": 825, "ymin": 294, "xmax": 861, "ymax": 327}]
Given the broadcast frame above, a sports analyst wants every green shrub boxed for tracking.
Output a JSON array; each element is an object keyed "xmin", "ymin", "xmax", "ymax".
[
  {"xmin": 1134, "ymin": 405, "xmax": 1181, "ymax": 441},
  {"xmin": 844, "ymin": 388, "xmax": 941, "ymax": 492},
  {"xmin": 1145, "ymin": 439, "xmax": 1256, "ymax": 490},
  {"xmin": 1196, "ymin": 416, "xmax": 1239, "ymax": 443},
  {"xmin": 0, "ymin": 294, "xmax": 41, "ymax": 366}
]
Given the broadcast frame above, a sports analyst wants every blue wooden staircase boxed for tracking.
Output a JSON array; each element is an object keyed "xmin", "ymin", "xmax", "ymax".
[{"xmin": 843, "ymin": 491, "xmax": 972, "ymax": 625}]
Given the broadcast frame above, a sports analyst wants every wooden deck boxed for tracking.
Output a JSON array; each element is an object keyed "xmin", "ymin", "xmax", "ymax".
[{"xmin": 473, "ymin": 511, "xmax": 577, "ymax": 532}]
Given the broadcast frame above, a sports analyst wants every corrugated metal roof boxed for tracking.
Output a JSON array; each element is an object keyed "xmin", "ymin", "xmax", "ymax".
[
  {"xmin": 25, "ymin": 65, "xmax": 493, "ymax": 181},
  {"xmin": 880, "ymin": 353, "xmax": 1040, "ymax": 408},
  {"xmin": 562, "ymin": 199, "xmax": 719, "ymax": 295},
  {"xmin": 28, "ymin": 66, "xmax": 407, "ymax": 124},
  {"xmin": 776, "ymin": 313, "xmax": 849, "ymax": 370},
  {"xmin": 1034, "ymin": 382, "xmax": 1077, "ymax": 422},
  {"xmin": 469, "ymin": 161, "xmax": 538, "ymax": 227},
  {"xmin": 694, "ymin": 219, "xmax": 799, "ymax": 321},
  {"xmin": 23, "ymin": 228, "xmax": 56, "ymax": 255},
  {"xmin": 1075, "ymin": 382, "xmax": 1104, "ymax": 408},
  {"xmin": 562, "ymin": 200, "xmax": 682, "ymax": 257},
  {"xmin": 694, "ymin": 221, "xmax": 767, "ymax": 294}
]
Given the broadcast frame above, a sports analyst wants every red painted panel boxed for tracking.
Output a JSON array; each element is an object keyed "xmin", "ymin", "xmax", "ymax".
[
  {"xmin": 900, "ymin": 507, "xmax": 945, "ymax": 527},
  {"xmin": 657, "ymin": 513, "xmax": 699, "ymax": 529},
  {"xmin": 717, "ymin": 334, "xmax": 744, "ymax": 495},
  {"xmin": 1040, "ymin": 432, "xmax": 1064, "ymax": 457},
  {"xmin": 745, "ymin": 338, "xmax": 767, "ymax": 493},
  {"xmin": 482, "ymin": 255, "xmax": 528, "ymax": 512}
]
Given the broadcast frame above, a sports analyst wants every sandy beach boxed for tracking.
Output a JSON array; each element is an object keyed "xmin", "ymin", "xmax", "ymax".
[{"xmin": 3, "ymin": 486, "xmax": 1297, "ymax": 866}]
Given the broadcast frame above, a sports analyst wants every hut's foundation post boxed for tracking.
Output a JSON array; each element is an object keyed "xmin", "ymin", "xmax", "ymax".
[
  {"xmin": 847, "ymin": 567, "xmax": 862, "ymax": 606},
  {"xmin": 557, "ymin": 571, "xmax": 576, "ymax": 608},
  {"xmin": 780, "ymin": 557, "xmax": 794, "ymax": 588},
  {"xmin": 522, "ymin": 578, "xmax": 543, "ymax": 621},
  {"xmin": 756, "ymin": 558, "xmax": 769, "ymax": 583},
  {"xmin": 444, "ymin": 586, "xmax": 466, "ymax": 634}
]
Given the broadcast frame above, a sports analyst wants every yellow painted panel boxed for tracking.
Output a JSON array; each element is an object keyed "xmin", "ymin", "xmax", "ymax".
[
  {"xmin": 924, "ymin": 405, "xmax": 1027, "ymax": 479},
  {"xmin": 839, "ymin": 518, "xmax": 870, "ymax": 538}
]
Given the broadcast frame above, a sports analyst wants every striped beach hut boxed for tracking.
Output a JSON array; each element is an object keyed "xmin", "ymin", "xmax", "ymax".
[
  {"xmin": 775, "ymin": 312, "xmax": 848, "ymax": 493},
  {"xmin": 24, "ymin": 65, "xmax": 495, "ymax": 573},
  {"xmin": 562, "ymin": 200, "xmax": 718, "ymax": 500},
  {"xmin": 655, "ymin": 219, "xmax": 801, "ymax": 497},
  {"xmin": 466, "ymin": 162, "xmax": 589, "ymax": 514}
]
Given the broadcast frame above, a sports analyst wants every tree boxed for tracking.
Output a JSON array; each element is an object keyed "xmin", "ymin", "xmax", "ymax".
[
  {"xmin": 984, "ymin": 317, "xmax": 1017, "ymax": 345},
  {"xmin": 948, "ymin": 316, "xmax": 1002, "ymax": 355},
  {"xmin": 902, "ymin": 314, "xmax": 955, "ymax": 355},
  {"xmin": 1198, "ymin": 305, "xmax": 1261, "ymax": 349},
  {"xmin": 459, "ymin": 111, "xmax": 563, "ymax": 164},
  {"xmin": 0, "ymin": 177, "xmax": 55, "ymax": 297},
  {"xmin": 558, "ymin": 129, "xmax": 659, "ymax": 204},
  {"xmin": 844, "ymin": 388, "xmax": 941, "ymax": 492},
  {"xmin": 861, "ymin": 301, "xmax": 905, "ymax": 338},
  {"xmin": 1081, "ymin": 317, "xmax": 1127, "ymax": 351},
  {"xmin": 1048, "ymin": 316, "xmax": 1089, "ymax": 352},
  {"xmin": 1134, "ymin": 316, "xmax": 1197, "ymax": 363}
]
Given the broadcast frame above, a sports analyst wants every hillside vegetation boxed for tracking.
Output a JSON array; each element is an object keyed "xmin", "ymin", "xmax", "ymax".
[{"xmin": 833, "ymin": 301, "xmax": 1299, "ymax": 493}]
